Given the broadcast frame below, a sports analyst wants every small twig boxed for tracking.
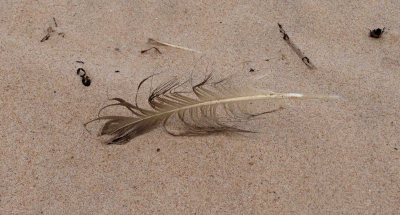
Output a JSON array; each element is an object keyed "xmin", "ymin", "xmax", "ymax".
[
  {"xmin": 40, "ymin": 34, "xmax": 50, "ymax": 42},
  {"xmin": 277, "ymin": 23, "xmax": 316, "ymax": 69},
  {"xmin": 40, "ymin": 19, "xmax": 65, "ymax": 42},
  {"xmin": 53, "ymin": 17, "xmax": 58, "ymax": 27},
  {"xmin": 141, "ymin": 47, "xmax": 162, "ymax": 54},
  {"xmin": 147, "ymin": 38, "xmax": 201, "ymax": 53},
  {"xmin": 40, "ymin": 27, "xmax": 55, "ymax": 42}
]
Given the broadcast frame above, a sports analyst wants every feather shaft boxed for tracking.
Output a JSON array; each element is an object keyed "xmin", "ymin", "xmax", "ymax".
[{"xmin": 112, "ymin": 92, "xmax": 337, "ymax": 132}]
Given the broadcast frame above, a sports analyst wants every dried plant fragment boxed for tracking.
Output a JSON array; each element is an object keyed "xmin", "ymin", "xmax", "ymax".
[
  {"xmin": 278, "ymin": 23, "xmax": 316, "ymax": 69},
  {"xmin": 40, "ymin": 34, "xmax": 51, "ymax": 42},
  {"xmin": 85, "ymin": 75, "xmax": 338, "ymax": 144},
  {"xmin": 40, "ymin": 18, "xmax": 65, "ymax": 42},
  {"xmin": 53, "ymin": 17, "xmax": 58, "ymax": 27},
  {"xmin": 141, "ymin": 47, "xmax": 162, "ymax": 54},
  {"xmin": 147, "ymin": 38, "xmax": 201, "ymax": 53}
]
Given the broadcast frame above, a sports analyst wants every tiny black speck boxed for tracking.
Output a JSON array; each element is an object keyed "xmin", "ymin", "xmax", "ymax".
[
  {"xmin": 115, "ymin": 70, "xmax": 120, "ymax": 73},
  {"xmin": 156, "ymin": 148, "xmax": 160, "ymax": 152}
]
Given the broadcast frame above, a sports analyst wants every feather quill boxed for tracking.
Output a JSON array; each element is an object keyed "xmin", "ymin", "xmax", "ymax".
[{"xmin": 85, "ymin": 75, "xmax": 338, "ymax": 144}]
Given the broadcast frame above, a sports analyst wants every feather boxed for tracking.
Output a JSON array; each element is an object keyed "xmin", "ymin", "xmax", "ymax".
[{"xmin": 85, "ymin": 75, "xmax": 339, "ymax": 144}]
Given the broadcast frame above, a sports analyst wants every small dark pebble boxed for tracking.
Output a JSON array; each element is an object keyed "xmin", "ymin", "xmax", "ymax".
[
  {"xmin": 265, "ymin": 59, "xmax": 270, "ymax": 61},
  {"xmin": 115, "ymin": 70, "xmax": 120, "ymax": 73},
  {"xmin": 249, "ymin": 68, "xmax": 255, "ymax": 72},
  {"xmin": 82, "ymin": 76, "xmax": 91, "ymax": 87},
  {"xmin": 76, "ymin": 61, "xmax": 84, "ymax": 64},
  {"xmin": 369, "ymin": 28, "xmax": 385, "ymax": 38},
  {"xmin": 395, "ymin": 147, "xmax": 398, "ymax": 151},
  {"xmin": 53, "ymin": 91, "xmax": 56, "ymax": 93},
  {"xmin": 115, "ymin": 48, "xmax": 120, "ymax": 51},
  {"xmin": 156, "ymin": 148, "xmax": 160, "ymax": 152}
]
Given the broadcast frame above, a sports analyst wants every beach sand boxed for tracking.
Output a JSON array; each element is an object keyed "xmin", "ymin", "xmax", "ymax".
[{"xmin": 1, "ymin": 0, "xmax": 399, "ymax": 214}]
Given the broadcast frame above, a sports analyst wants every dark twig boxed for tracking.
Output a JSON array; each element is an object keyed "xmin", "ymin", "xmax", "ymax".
[
  {"xmin": 40, "ymin": 19, "xmax": 65, "ymax": 42},
  {"xmin": 40, "ymin": 34, "xmax": 51, "ymax": 42},
  {"xmin": 40, "ymin": 27, "xmax": 54, "ymax": 42},
  {"xmin": 141, "ymin": 47, "xmax": 162, "ymax": 54},
  {"xmin": 278, "ymin": 23, "xmax": 316, "ymax": 69},
  {"xmin": 53, "ymin": 17, "xmax": 58, "ymax": 27}
]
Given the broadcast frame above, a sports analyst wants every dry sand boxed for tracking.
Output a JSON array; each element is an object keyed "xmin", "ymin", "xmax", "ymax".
[{"xmin": 1, "ymin": 0, "xmax": 399, "ymax": 214}]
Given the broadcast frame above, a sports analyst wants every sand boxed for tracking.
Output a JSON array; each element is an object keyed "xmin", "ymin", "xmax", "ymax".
[{"xmin": 1, "ymin": 0, "xmax": 399, "ymax": 214}]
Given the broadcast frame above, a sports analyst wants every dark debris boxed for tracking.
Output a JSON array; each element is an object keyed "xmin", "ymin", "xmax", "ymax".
[{"xmin": 369, "ymin": 28, "xmax": 385, "ymax": 38}]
